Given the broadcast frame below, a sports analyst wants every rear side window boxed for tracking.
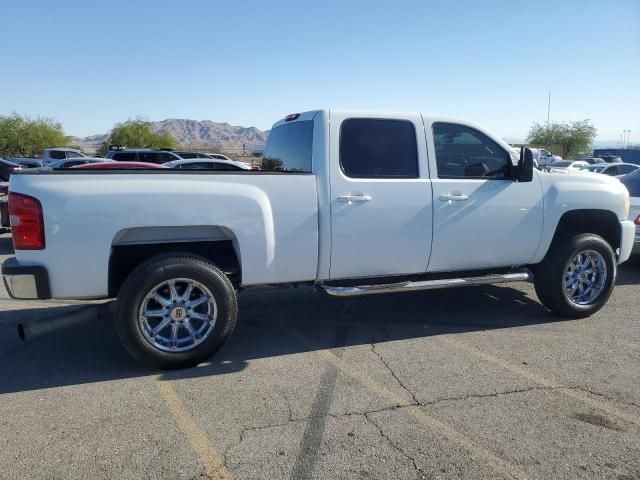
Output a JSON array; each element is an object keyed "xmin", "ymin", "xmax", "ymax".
[
  {"xmin": 66, "ymin": 151, "xmax": 83, "ymax": 159},
  {"xmin": 433, "ymin": 122, "xmax": 511, "ymax": 179},
  {"xmin": 112, "ymin": 152, "xmax": 137, "ymax": 162},
  {"xmin": 340, "ymin": 119, "xmax": 418, "ymax": 178},
  {"xmin": 262, "ymin": 121, "xmax": 313, "ymax": 173}
]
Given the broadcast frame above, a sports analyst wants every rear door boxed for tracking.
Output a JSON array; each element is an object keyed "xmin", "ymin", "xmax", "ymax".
[{"xmin": 328, "ymin": 112, "xmax": 433, "ymax": 279}]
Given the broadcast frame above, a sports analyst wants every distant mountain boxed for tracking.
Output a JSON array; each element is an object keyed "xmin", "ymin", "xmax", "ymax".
[{"xmin": 72, "ymin": 119, "xmax": 269, "ymax": 154}]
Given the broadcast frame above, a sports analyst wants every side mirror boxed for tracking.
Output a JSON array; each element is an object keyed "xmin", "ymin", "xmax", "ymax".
[{"xmin": 517, "ymin": 147, "xmax": 534, "ymax": 182}]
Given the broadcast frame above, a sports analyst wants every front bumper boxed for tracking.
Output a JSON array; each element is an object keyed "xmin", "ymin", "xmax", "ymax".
[
  {"xmin": 2, "ymin": 257, "xmax": 51, "ymax": 299},
  {"xmin": 619, "ymin": 220, "xmax": 636, "ymax": 264}
]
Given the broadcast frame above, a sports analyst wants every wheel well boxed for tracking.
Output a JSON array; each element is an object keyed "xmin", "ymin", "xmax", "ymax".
[
  {"xmin": 552, "ymin": 209, "xmax": 620, "ymax": 252},
  {"xmin": 108, "ymin": 240, "xmax": 241, "ymax": 297}
]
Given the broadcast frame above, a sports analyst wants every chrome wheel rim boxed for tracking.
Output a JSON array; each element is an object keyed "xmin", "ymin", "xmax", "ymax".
[
  {"xmin": 563, "ymin": 250, "xmax": 607, "ymax": 306},
  {"xmin": 138, "ymin": 278, "xmax": 217, "ymax": 352}
]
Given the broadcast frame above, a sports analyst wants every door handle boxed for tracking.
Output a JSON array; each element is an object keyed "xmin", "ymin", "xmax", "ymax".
[
  {"xmin": 439, "ymin": 193, "xmax": 469, "ymax": 202},
  {"xmin": 338, "ymin": 194, "xmax": 372, "ymax": 203}
]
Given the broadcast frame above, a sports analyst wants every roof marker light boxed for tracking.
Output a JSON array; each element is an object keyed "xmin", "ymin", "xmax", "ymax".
[{"xmin": 285, "ymin": 113, "xmax": 300, "ymax": 122}]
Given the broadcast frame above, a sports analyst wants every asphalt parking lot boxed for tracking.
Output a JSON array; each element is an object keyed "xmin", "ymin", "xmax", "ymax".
[{"xmin": 0, "ymin": 231, "xmax": 639, "ymax": 480}]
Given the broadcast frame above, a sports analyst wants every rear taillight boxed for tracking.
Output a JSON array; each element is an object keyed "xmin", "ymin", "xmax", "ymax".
[
  {"xmin": 8, "ymin": 192, "xmax": 45, "ymax": 250},
  {"xmin": 635, "ymin": 215, "xmax": 640, "ymax": 226}
]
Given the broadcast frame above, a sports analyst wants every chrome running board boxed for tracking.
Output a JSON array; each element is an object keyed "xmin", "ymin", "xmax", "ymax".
[{"xmin": 320, "ymin": 271, "xmax": 531, "ymax": 297}]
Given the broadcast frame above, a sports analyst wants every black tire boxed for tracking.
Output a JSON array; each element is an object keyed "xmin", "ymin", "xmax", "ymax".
[
  {"xmin": 533, "ymin": 233, "xmax": 616, "ymax": 318},
  {"xmin": 115, "ymin": 253, "xmax": 237, "ymax": 369}
]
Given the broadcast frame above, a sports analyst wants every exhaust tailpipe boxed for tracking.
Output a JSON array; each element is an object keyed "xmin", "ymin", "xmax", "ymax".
[{"xmin": 17, "ymin": 302, "xmax": 114, "ymax": 341}]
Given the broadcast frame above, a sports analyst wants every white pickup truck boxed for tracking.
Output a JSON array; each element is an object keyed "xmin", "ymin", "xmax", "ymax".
[{"xmin": 3, "ymin": 110, "xmax": 635, "ymax": 368}]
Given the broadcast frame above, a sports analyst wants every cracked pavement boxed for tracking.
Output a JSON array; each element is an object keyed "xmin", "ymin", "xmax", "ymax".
[{"xmin": 1, "ymin": 232, "xmax": 640, "ymax": 479}]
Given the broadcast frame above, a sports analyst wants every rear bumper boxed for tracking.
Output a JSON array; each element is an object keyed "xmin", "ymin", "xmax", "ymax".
[
  {"xmin": 2, "ymin": 257, "xmax": 51, "ymax": 299},
  {"xmin": 619, "ymin": 220, "xmax": 636, "ymax": 264},
  {"xmin": 633, "ymin": 232, "xmax": 640, "ymax": 255}
]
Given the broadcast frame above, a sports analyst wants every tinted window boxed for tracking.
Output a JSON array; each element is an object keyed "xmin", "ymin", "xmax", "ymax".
[
  {"xmin": 214, "ymin": 163, "xmax": 244, "ymax": 171},
  {"xmin": 64, "ymin": 160, "xmax": 87, "ymax": 168},
  {"xmin": 159, "ymin": 152, "xmax": 179, "ymax": 163},
  {"xmin": 618, "ymin": 165, "xmax": 637, "ymax": 174},
  {"xmin": 262, "ymin": 121, "xmax": 313, "ymax": 173},
  {"xmin": 112, "ymin": 152, "xmax": 137, "ymax": 162},
  {"xmin": 621, "ymin": 170, "xmax": 640, "ymax": 196},
  {"xmin": 340, "ymin": 119, "xmax": 418, "ymax": 178},
  {"xmin": 603, "ymin": 165, "xmax": 618, "ymax": 176},
  {"xmin": 433, "ymin": 123, "xmax": 511, "ymax": 179},
  {"xmin": 177, "ymin": 152, "xmax": 198, "ymax": 159},
  {"xmin": 65, "ymin": 151, "xmax": 84, "ymax": 159},
  {"xmin": 138, "ymin": 152, "xmax": 162, "ymax": 164},
  {"xmin": 49, "ymin": 150, "xmax": 66, "ymax": 160}
]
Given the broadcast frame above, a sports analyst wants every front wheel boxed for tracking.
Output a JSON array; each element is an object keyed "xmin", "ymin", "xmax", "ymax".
[
  {"xmin": 533, "ymin": 233, "xmax": 616, "ymax": 318},
  {"xmin": 115, "ymin": 254, "xmax": 237, "ymax": 369}
]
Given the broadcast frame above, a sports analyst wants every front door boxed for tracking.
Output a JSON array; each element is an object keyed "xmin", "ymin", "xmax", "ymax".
[
  {"xmin": 426, "ymin": 120, "xmax": 544, "ymax": 272},
  {"xmin": 329, "ymin": 113, "xmax": 433, "ymax": 279}
]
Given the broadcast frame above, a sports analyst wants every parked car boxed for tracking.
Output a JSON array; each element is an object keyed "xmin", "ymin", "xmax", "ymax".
[
  {"xmin": 578, "ymin": 157, "xmax": 606, "ymax": 165},
  {"xmin": 41, "ymin": 148, "xmax": 87, "ymax": 166},
  {"xmin": 47, "ymin": 158, "xmax": 110, "ymax": 169},
  {"xmin": 72, "ymin": 161, "xmax": 166, "ymax": 170},
  {"xmin": 0, "ymin": 158, "xmax": 24, "ymax": 181},
  {"xmin": 0, "ymin": 181, "xmax": 8, "ymax": 229},
  {"xmin": 6, "ymin": 157, "xmax": 44, "ymax": 168},
  {"xmin": 533, "ymin": 148, "xmax": 563, "ymax": 168},
  {"xmin": 105, "ymin": 149, "xmax": 182, "ymax": 164},
  {"xmin": 2, "ymin": 110, "xmax": 635, "ymax": 369},
  {"xmin": 600, "ymin": 155, "xmax": 623, "ymax": 164},
  {"xmin": 545, "ymin": 160, "xmax": 589, "ymax": 172},
  {"xmin": 581, "ymin": 163, "xmax": 639, "ymax": 177},
  {"xmin": 619, "ymin": 170, "xmax": 640, "ymax": 255},
  {"xmin": 173, "ymin": 151, "xmax": 216, "ymax": 159},
  {"xmin": 163, "ymin": 158, "xmax": 252, "ymax": 171}
]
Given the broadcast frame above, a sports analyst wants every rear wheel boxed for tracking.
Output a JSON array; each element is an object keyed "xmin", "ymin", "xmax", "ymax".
[
  {"xmin": 115, "ymin": 254, "xmax": 237, "ymax": 369},
  {"xmin": 533, "ymin": 233, "xmax": 616, "ymax": 318}
]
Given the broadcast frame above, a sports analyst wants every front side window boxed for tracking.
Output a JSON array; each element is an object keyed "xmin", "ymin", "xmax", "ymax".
[
  {"xmin": 159, "ymin": 152, "xmax": 178, "ymax": 163},
  {"xmin": 139, "ymin": 152, "xmax": 162, "ymax": 164},
  {"xmin": 66, "ymin": 151, "xmax": 84, "ymax": 159},
  {"xmin": 340, "ymin": 118, "xmax": 418, "ymax": 178},
  {"xmin": 262, "ymin": 121, "xmax": 313, "ymax": 173},
  {"xmin": 433, "ymin": 122, "xmax": 511, "ymax": 179},
  {"xmin": 49, "ymin": 150, "xmax": 66, "ymax": 160}
]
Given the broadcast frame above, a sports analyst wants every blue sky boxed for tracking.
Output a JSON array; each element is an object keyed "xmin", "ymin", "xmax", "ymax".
[{"xmin": 1, "ymin": 0, "xmax": 638, "ymax": 143}]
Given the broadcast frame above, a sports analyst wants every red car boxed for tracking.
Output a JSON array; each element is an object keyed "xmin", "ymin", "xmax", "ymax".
[{"xmin": 72, "ymin": 161, "xmax": 166, "ymax": 170}]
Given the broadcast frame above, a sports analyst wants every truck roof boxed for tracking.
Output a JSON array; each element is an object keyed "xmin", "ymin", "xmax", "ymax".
[{"xmin": 272, "ymin": 109, "xmax": 495, "ymax": 130}]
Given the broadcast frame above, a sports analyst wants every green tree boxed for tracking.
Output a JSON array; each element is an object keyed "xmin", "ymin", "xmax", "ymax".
[
  {"xmin": 527, "ymin": 120, "xmax": 597, "ymax": 159},
  {"xmin": 97, "ymin": 118, "xmax": 178, "ymax": 156},
  {"xmin": 0, "ymin": 113, "xmax": 70, "ymax": 157}
]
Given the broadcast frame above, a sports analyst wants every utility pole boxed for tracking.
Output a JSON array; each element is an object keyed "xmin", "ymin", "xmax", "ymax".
[{"xmin": 546, "ymin": 91, "xmax": 551, "ymax": 123}]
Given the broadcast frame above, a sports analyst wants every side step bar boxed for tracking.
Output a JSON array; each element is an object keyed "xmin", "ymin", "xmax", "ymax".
[{"xmin": 320, "ymin": 271, "xmax": 531, "ymax": 297}]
